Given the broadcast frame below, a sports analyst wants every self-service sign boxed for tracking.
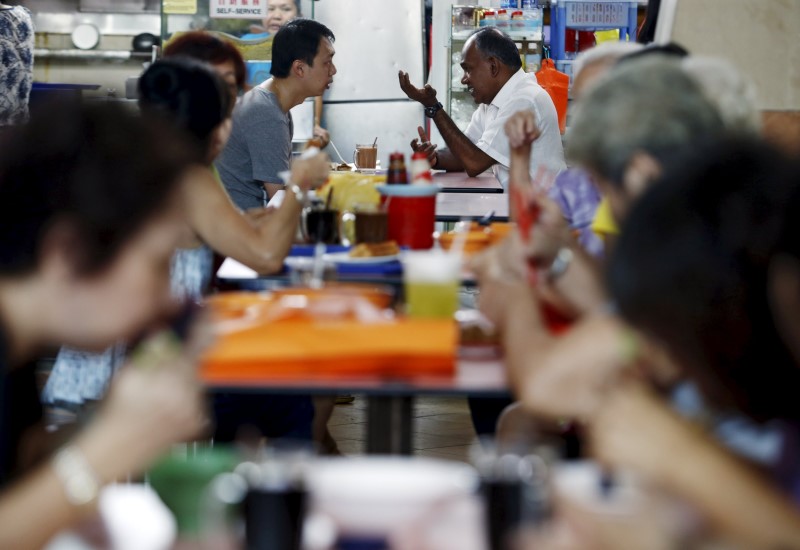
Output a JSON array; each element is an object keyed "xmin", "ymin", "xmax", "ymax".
[{"xmin": 209, "ymin": 0, "xmax": 265, "ymax": 19}]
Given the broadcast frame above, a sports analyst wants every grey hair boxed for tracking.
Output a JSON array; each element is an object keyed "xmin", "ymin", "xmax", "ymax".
[
  {"xmin": 567, "ymin": 57, "xmax": 725, "ymax": 187},
  {"xmin": 681, "ymin": 56, "xmax": 761, "ymax": 136},
  {"xmin": 573, "ymin": 41, "xmax": 644, "ymax": 79}
]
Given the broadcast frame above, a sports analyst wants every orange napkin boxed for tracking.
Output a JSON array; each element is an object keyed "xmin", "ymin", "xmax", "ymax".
[{"xmin": 201, "ymin": 317, "xmax": 457, "ymax": 382}]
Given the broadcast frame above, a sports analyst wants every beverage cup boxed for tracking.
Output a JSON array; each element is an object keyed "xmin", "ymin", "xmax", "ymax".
[
  {"xmin": 341, "ymin": 203, "xmax": 389, "ymax": 245},
  {"xmin": 353, "ymin": 144, "xmax": 378, "ymax": 170},
  {"xmin": 402, "ymin": 250, "xmax": 460, "ymax": 319},
  {"xmin": 303, "ymin": 208, "xmax": 340, "ymax": 244},
  {"xmin": 384, "ymin": 195, "xmax": 436, "ymax": 249}
]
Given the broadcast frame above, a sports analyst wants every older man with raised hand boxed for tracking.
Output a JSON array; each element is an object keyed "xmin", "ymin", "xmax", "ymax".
[{"xmin": 398, "ymin": 27, "xmax": 565, "ymax": 188}]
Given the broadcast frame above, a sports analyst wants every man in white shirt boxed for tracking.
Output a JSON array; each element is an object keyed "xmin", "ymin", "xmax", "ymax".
[{"xmin": 399, "ymin": 27, "xmax": 565, "ymax": 188}]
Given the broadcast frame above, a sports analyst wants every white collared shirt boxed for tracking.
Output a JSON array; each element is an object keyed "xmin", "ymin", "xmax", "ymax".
[{"xmin": 464, "ymin": 69, "xmax": 566, "ymax": 189}]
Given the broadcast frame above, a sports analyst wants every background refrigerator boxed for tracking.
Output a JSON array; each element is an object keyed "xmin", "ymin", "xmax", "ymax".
[{"xmin": 313, "ymin": 0, "xmax": 426, "ymax": 169}]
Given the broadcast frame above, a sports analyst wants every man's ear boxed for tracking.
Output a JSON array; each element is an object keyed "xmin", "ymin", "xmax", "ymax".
[
  {"xmin": 39, "ymin": 220, "xmax": 86, "ymax": 283},
  {"xmin": 622, "ymin": 152, "xmax": 661, "ymax": 200},
  {"xmin": 291, "ymin": 59, "xmax": 305, "ymax": 78},
  {"xmin": 488, "ymin": 57, "xmax": 500, "ymax": 77},
  {"xmin": 769, "ymin": 254, "xmax": 800, "ymax": 359}
]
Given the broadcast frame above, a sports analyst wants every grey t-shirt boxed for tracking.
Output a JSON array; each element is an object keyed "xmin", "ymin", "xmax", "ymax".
[{"xmin": 216, "ymin": 86, "xmax": 293, "ymax": 210}]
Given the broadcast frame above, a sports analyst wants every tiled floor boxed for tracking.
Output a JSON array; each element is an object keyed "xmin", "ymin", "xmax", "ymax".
[{"xmin": 328, "ymin": 396, "xmax": 478, "ymax": 462}]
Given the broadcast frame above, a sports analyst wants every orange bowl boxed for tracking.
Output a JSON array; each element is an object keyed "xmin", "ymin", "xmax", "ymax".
[
  {"xmin": 438, "ymin": 230, "xmax": 491, "ymax": 256},
  {"xmin": 206, "ymin": 291, "xmax": 275, "ymax": 321},
  {"xmin": 486, "ymin": 222, "xmax": 514, "ymax": 244},
  {"xmin": 272, "ymin": 283, "xmax": 394, "ymax": 310}
]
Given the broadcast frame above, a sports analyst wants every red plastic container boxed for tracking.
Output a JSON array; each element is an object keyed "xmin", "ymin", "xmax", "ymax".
[{"xmin": 383, "ymin": 195, "xmax": 436, "ymax": 249}]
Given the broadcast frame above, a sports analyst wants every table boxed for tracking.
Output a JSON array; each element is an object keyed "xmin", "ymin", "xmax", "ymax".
[
  {"xmin": 436, "ymin": 192, "xmax": 510, "ymax": 222},
  {"xmin": 204, "ymin": 356, "xmax": 508, "ymax": 455},
  {"xmin": 434, "ymin": 172, "xmax": 504, "ymax": 194},
  {"xmin": 215, "ymin": 256, "xmax": 478, "ymax": 291}
]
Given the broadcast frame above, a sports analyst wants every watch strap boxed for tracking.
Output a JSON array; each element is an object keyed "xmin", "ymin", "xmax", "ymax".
[
  {"xmin": 424, "ymin": 102, "xmax": 443, "ymax": 118},
  {"xmin": 52, "ymin": 445, "xmax": 101, "ymax": 507}
]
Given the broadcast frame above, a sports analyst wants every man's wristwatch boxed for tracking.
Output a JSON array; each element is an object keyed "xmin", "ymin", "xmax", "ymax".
[
  {"xmin": 288, "ymin": 183, "xmax": 309, "ymax": 205},
  {"xmin": 546, "ymin": 247, "xmax": 574, "ymax": 282},
  {"xmin": 424, "ymin": 102, "xmax": 443, "ymax": 119},
  {"xmin": 53, "ymin": 445, "xmax": 101, "ymax": 507}
]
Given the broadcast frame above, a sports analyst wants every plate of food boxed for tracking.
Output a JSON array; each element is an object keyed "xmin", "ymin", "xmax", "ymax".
[{"xmin": 324, "ymin": 241, "xmax": 401, "ymax": 264}]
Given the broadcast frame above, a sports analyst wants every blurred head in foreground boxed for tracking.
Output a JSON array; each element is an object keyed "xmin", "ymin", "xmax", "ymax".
[
  {"xmin": 0, "ymin": 102, "xmax": 196, "ymax": 353},
  {"xmin": 609, "ymin": 139, "xmax": 800, "ymax": 422},
  {"xmin": 568, "ymin": 56, "xmax": 725, "ymax": 224},
  {"xmin": 163, "ymin": 30, "xmax": 246, "ymax": 100},
  {"xmin": 139, "ymin": 57, "xmax": 233, "ymax": 164}
]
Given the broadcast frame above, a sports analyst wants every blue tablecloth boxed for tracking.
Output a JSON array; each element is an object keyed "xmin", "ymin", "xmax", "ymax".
[{"xmin": 286, "ymin": 245, "xmax": 403, "ymax": 275}]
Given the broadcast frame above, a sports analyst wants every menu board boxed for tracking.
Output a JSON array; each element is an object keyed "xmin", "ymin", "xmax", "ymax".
[
  {"xmin": 163, "ymin": 0, "xmax": 197, "ymax": 14},
  {"xmin": 209, "ymin": 0, "xmax": 266, "ymax": 19}
]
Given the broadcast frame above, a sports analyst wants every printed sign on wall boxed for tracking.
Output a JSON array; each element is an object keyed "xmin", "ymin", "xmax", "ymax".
[{"xmin": 209, "ymin": 0, "xmax": 266, "ymax": 19}]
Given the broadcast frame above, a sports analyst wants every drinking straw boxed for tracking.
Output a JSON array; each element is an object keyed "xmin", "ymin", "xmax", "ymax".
[
  {"xmin": 328, "ymin": 139, "xmax": 348, "ymax": 165},
  {"xmin": 309, "ymin": 241, "xmax": 326, "ymax": 290},
  {"xmin": 372, "ymin": 136, "xmax": 378, "ymax": 147},
  {"xmin": 449, "ymin": 217, "xmax": 471, "ymax": 259}
]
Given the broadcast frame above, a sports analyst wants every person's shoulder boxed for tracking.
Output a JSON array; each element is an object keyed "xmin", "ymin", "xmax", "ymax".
[{"xmin": 235, "ymin": 87, "xmax": 283, "ymax": 123}]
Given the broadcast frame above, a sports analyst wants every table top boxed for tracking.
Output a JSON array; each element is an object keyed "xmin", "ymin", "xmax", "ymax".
[
  {"xmin": 204, "ymin": 354, "xmax": 509, "ymax": 398},
  {"xmin": 434, "ymin": 171, "xmax": 504, "ymax": 194},
  {"xmin": 435, "ymin": 192, "xmax": 510, "ymax": 222},
  {"xmin": 215, "ymin": 255, "xmax": 478, "ymax": 289}
]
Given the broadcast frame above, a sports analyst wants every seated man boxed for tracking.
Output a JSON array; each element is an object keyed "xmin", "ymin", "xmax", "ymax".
[
  {"xmin": 217, "ymin": 18, "xmax": 336, "ymax": 208},
  {"xmin": 399, "ymin": 27, "xmax": 565, "ymax": 188}
]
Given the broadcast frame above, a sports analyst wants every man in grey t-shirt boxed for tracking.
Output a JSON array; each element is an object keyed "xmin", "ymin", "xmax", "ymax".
[{"xmin": 216, "ymin": 19, "xmax": 337, "ymax": 210}]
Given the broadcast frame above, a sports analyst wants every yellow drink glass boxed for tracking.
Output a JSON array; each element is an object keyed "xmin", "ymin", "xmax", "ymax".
[{"xmin": 402, "ymin": 251, "xmax": 461, "ymax": 319}]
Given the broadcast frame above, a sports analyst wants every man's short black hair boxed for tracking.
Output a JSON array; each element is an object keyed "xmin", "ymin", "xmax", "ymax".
[
  {"xmin": 270, "ymin": 18, "xmax": 335, "ymax": 78},
  {"xmin": 470, "ymin": 27, "xmax": 522, "ymax": 72}
]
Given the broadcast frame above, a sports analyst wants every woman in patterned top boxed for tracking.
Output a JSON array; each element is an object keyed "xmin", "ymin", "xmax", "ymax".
[{"xmin": 0, "ymin": 4, "xmax": 33, "ymax": 126}]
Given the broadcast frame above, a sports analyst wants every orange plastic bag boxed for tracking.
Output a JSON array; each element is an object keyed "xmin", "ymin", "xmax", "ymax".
[{"xmin": 536, "ymin": 58, "xmax": 569, "ymax": 134}]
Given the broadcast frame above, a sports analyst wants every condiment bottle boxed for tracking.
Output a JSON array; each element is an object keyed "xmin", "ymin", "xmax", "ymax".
[
  {"xmin": 410, "ymin": 151, "xmax": 433, "ymax": 185},
  {"xmin": 496, "ymin": 9, "xmax": 510, "ymax": 30},
  {"xmin": 511, "ymin": 10, "xmax": 525, "ymax": 35},
  {"xmin": 480, "ymin": 10, "xmax": 496, "ymax": 27},
  {"xmin": 386, "ymin": 152, "xmax": 409, "ymax": 184}
]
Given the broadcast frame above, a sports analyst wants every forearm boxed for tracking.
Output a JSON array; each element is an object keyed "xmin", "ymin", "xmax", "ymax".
[
  {"xmin": 668, "ymin": 436, "xmax": 800, "ymax": 548},
  {"xmin": 188, "ymin": 169, "xmax": 301, "ymax": 274},
  {"xmin": 263, "ymin": 182, "xmax": 283, "ymax": 199},
  {"xmin": 223, "ymin": 194, "xmax": 302, "ymax": 275},
  {"xmin": 314, "ymin": 96, "xmax": 323, "ymax": 127},
  {"xmin": 433, "ymin": 148, "xmax": 465, "ymax": 172},
  {"xmin": 0, "ymin": 422, "xmax": 141, "ymax": 549},
  {"xmin": 499, "ymin": 285, "xmax": 556, "ymax": 397},
  {"xmin": 253, "ymin": 193, "xmax": 303, "ymax": 273},
  {"xmin": 509, "ymin": 146, "xmax": 532, "ymax": 188},
  {"xmin": 0, "ymin": 466, "xmax": 87, "ymax": 549},
  {"xmin": 431, "ymin": 110, "xmax": 495, "ymax": 177},
  {"xmin": 544, "ymin": 244, "xmax": 607, "ymax": 316}
]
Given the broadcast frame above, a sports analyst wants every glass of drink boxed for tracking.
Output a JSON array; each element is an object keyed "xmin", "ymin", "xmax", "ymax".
[
  {"xmin": 353, "ymin": 143, "xmax": 378, "ymax": 172},
  {"xmin": 402, "ymin": 250, "xmax": 461, "ymax": 319}
]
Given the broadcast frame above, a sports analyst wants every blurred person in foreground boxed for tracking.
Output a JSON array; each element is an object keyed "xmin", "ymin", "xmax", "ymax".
[
  {"xmin": 44, "ymin": 58, "xmax": 330, "ymax": 447},
  {"xmin": 473, "ymin": 57, "xmax": 725, "ymax": 419},
  {"xmin": 163, "ymin": 30, "xmax": 247, "ymax": 103},
  {"xmin": 477, "ymin": 55, "xmax": 764, "ymax": 424},
  {"xmin": 463, "ymin": 41, "xmax": 644, "ymax": 437},
  {"xmin": 555, "ymin": 140, "xmax": 800, "ymax": 548},
  {"xmin": 0, "ymin": 103, "xmax": 208, "ymax": 548},
  {"xmin": 546, "ymin": 41, "xmax": 643, "ymax": 258}
]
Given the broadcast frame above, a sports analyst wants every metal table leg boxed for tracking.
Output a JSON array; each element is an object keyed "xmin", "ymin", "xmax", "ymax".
[{"xmin": 365, "ymin": 395, "xmax": 413, "ymax": 455}]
